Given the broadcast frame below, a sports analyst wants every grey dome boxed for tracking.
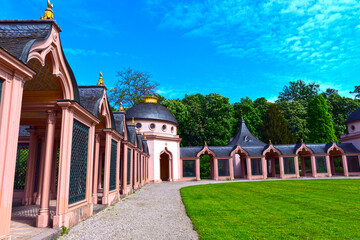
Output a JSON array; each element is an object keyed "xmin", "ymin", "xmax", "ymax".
[
  {"xmin": 346, "ymin": 107, "xmax": 360, "ymax": 124},
  {"xmin": 125, "ymin": 103, "xmax": 178, "ymax": 125}
]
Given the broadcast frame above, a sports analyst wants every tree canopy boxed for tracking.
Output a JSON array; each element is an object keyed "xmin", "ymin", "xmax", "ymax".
[
  {"xmin": 278, "ymin": 80, "xmax": 319, "ymax": 102},
  {"xmin": 108, "ymin": 67, "xmax": 159, "ymax": 108}
]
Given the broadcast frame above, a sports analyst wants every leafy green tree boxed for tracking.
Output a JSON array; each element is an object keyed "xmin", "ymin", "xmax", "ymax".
[
  {"xmin": 254, "ymin": 97, "xmax": 271, "ymax": 119},
  {"xmin": 323, "ymin": 88, "xmax": 338, "ymax": 98},
  {"xmin": 326, "ymin": 94, "xmax": 360, "ymax": 138},
  {"xmin": 161, "ymin": 99, "xmax": 189, "ymax": 141},
  {"xmin": 350, "ymin": 85, "xmax": 360, "ymax": 99},
  {"xmin": 260, "ymin": 103, "xmax": 295, "ymax": 144},
  {"xmin": 204, "ymin": 93, "xmax": 235, "ymax": 146},
  {"xmin": 307, "ymin": 94, "xmax": 337, "ymax": 143},
  {"xmin": 278, "ymin": 100, "xmax": 309, "ymax": 143},
  {"xmin": 233, "ymin": 97, "xmax": 262, "ymax": 138},
  {"xmin": 108, "ymin": 67, "xmax": 159, "ymax": 108},
  {"xmin": 278, "ymin": 80, "xmax": 319, "ymax": 102}
]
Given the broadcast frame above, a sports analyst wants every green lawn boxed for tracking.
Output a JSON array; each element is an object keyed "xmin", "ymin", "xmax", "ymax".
[{"xmin": 180, "ymin": 179, "xmax": 360, "ymax": 240}]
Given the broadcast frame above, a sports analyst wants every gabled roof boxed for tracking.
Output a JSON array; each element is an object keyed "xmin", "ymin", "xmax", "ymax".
[
  {"xmin": 142, "ymin": 139, "xmax": 148, "ymax": 154},
  {"xmin": 113, "ymin": 111, "xmax": 125, "ymax": 136},
  {"xmin": 227, "ymin": 119, "xmax": 265, "ymax": 147},
  {"xmin": 126, "ymin": 124, "xmax": 136, "ymax": 145},
  {"xmin": 136, "ymin": 134, "xmax": 143, "ymax": 150}
]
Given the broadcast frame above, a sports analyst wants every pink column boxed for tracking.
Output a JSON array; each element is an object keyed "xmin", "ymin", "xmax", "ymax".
[
  {"xmin": 169, "ymin": 156, "xmax": 173, "ymax": 182},
  {"xmin": 246, "ymin": 157, "xmax": 252, "ymax": 180},
  {"xmin": 262, "ymin": 156, "xmax": 267, "ymax": 179},
  {"xmin": 195, "ymin": 158, "xmax": 200, "ymax": 181},
  {"xmin": 342, "ymin": 154, "xmax": 349, "ymax": 177},
  {"xmin": 92, "ymin": 134, "xmax": 100, "ymax": 204},
  {"xmin": 325, "ymin": 155, "xmax": 332, "ymax": 177},
  {"xmin": 0, "ymin": 72, "xmax": 29, "ymax": 239},
  {"xmin": 53, "ymin": 104, "xmax": 74, "ymax": 228},
  {"xmin": 36, "ymin": 110, "xmax": 57, "ymax": 227},
  {"xmin": 35, "ymin": 135, "xmax": 47, "ymax": 205},
  {"xmin": 213, "ymin": 158, "xmax": 219, "ymax": 180},
  {"xmin": 294, "ymin": 156, "xmax": 300, "ymax": 178},
  {"xmin": 229, "ymin": 157, "xmax": 234, "ymax": 180},
  {"xmin": 279, "ymin": 156, "xmax": 285, "ymax": 179},
  {"xmin": 98, "ymin": 153, "xmax": 103, "ymax": 189},
  {"xmin": 50, "ymin": 140, "xmax": 59, "ymax": 200},
  {"xmin": 311, "ymin": 155, "xmax": 317, "ymax": 177},
  {"xmin": 23, "ymin": 129, "xmax": 38, "ymax": 205},
  {"xmin": 121, "ymin": 145, "xmax": 128, "ymax": 194},
  {"xmin": 102, "ymin": 131, "xmax": 112, "ymax": 205}
]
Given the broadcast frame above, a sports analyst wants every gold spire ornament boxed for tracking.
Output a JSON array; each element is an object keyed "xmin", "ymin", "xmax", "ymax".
[
  {"xmin": 97, "ymin": 72, "xmax": 104, "ymax": 86},
  {"xmin": 40, "ymin": 0, "xmax": 54, "ymax": 20},
  {"xmin": 119, "ymin": 102, "xmax": 124, "ymax": 111},
  {"xmin": 269, "ymin": 140, "xmax": 272, "ymax": 145},
  {"xmin": 144, "ymin": 136, "xmax": 147, "ymax": 140},
  {"xmin": 131, "ymin": 117, "xmax": 135, "ymax": 125},
  {"xmin": 205, "ymin": 141, "xmax": 207, "ymax": 146}
]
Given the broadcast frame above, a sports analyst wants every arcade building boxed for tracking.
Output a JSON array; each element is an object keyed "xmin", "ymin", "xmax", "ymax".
[{"xmin": 1, "ymin": 2, "xmax": 360, "ymax": 240}]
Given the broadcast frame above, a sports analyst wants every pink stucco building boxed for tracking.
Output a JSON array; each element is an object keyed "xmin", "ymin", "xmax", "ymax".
[{"xmin": 1, "ymin": 2, "xmax": 360, "ymax": 240}]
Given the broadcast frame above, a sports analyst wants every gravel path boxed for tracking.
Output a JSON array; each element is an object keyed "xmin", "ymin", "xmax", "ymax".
[{"xmin": 60, "ymin": 181, "xmax": 219, "ymax": 240}]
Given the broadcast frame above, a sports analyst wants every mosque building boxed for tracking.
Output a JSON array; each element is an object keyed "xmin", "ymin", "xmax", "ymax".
[{"xmin": 0, "ymin": 2, "xmax": 360, "ymax": 239}]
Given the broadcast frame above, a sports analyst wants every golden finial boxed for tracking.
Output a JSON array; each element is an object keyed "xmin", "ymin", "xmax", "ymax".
[
  {"xmin": 332, "ymin": 138, "xmax": 335, "ymax": 143},
  {"xmin": 144, "ymin": 96, "xmax": 158, "ymax": 103},
  {"xmin": 131, "ymin": 117, "xmax": 135, "ymax": 125},
  {"xmin": 138, "ymin": 129, "xmax": 141, "ymax": 134},
  {"xmin": 301, "ymin": 139, "xmax": 304, "ymax": 144},
  {"xmin": 205, "ymin": 141, "xmax": 207, "ymax": 146},
  {"xmin": 97, "ymin": 72, "xmax": 104, "ymax": 86},
  {"xmin": 144, "ymin": 136, "xmax": 147, "ymax": 140},
  {"xmin": 40, "ymin": 0, "xmax": 54, "ymax": 20},
  {"xmin": 119, "ymin": 102, "xmax": 124, "ymax": 111},
  {"xmin": 269, "ymin": 140, "xmax": 272, "ymax": 145}
]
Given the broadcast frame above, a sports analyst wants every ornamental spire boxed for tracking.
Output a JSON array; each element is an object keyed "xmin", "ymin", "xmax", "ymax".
[
  {"xmin": 97, "ymin": 72, "xmax": 104, "ymax": 86},
  {"xmin": 119, "ymin": 102, "xmax": 124, "ymax": 111},
  {"xmin": 131, "ymin": 117, "xmax": 135, "ymax": 125},
  {"xmin": 40, "ymin": 0, "xmax": 54, "ymax": 20}
]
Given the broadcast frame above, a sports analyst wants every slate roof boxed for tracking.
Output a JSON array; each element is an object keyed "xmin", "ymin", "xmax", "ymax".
[
  {"xmin": 78, "ymin": 85, "xmax": 115, "ymax": 129},
  {"xmin": 180, "ymin": 146, "xmax": 203, "ymax": 158},
  {"xmin": 346, "ymin": 107, "xmax": 360, "ymax": 124},
  {"xmin": 125, "ymin": 103, "xmax": 178, "ymax": 125},
  {"xmin": 227, "ymin": 119, "xmax": 265, "ymax": 147},
  {"xmin": 127, "ymin": 124, "xmax": 136, "ymax": 145},
  {"xmin": 136, "ymin": 134, "xmax": 142, "ymax": 150},
  {"xmin": 142, "ymin": 140, "xmax": 148, "ymax": 154},
  {"xmin": 19, "ymin": 125, "xmax": 30, "ymax": 136},
  {"xmin": 0, "ymin": 20, "xmax": 80, "ymax": 102},
  {"xmin": 113, "ymin": 111, "xmax": 125, "ymax": 135}
]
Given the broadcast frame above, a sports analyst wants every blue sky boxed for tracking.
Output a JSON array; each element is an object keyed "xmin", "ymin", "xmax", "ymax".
[{"xmin": 2, "ymin": 0, "xmax": 360, "ymax": 103}]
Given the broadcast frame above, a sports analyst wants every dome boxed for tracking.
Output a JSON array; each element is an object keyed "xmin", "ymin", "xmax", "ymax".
[
  {"xmin": 125, "ymin": 102, "xmax": 178, "ymax": 125},
  {"xmin": 346, "ymin": 107, "xmax": 360, "ymax": 124}
]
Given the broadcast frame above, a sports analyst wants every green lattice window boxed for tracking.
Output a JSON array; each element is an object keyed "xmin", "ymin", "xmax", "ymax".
[
  {"xmin": 183, "ymin": 160, "xmax": 196, "ymax": 177},
  {"xmin": 284, "ymin": 157, "xmax": 295, "ymax": 174},
  {"xmin": 218, "ymin": 159, "xmax": 230, "ymax": 176},
  {"xmin": 142, "ymin": 156, "xmax": 145, "ymax": 180},
  {"xmin": 109, "ymin": 140, "xmax": 117, "ymax": 191},
  {"xmin": 347, "ymin": 156, "xmax": 360, "ymax": 172},
  {"xmin": 127, "ymin": 148, "xmax": 131, "ymax": 185},
  {"xmin": 69, "ymin": 120, "xmax": 89, "ymax": 205},
  {"xmin": 14, "ymin": 143, "xmax": 29, "ymax": 190},
  {"xmin": 316, "ymin": 156, "xmax": 327, "ymax": 173},
  {"xmin": 135, "ymin": 154, "xmax": 139, "ymax": 182},
  {"xmin": 251, "ymin": 158, "xmax": 262, "ymax": 175}
]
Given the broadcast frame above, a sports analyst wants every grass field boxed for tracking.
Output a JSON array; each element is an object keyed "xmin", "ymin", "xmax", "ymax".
[{"xmin": 180, "ymin": 179, "xmax": 360, "ymax": 240}]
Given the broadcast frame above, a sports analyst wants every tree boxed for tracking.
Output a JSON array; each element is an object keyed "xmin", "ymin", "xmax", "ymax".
[
  {"xmin": 161, "ymin": 99, "xmax": 189, "ymax": 140},
  {"xmin": 278, "ymin": 80, "xmax": 319, "ymax": 102},
  {"xmin": 307, "ymin": 94, "xmax": 337, "ymax": 143},
  {"xmin": 233, "ymin": 97, "xmax": 262, "ymax": 138},
  {"xmin": 323, "ymin": 88, "xmax": 338, "ymax": 98},
  {"xmin": 326, "ymin": 94, "xmax": 360, "ymax": 138},
  {"xmin": 260, "ymin": 103, "xmax": 295, "ymax": 144},
  {"xmin": 278, "ymin": 100, "xmax": 309, "ymax": 142},
  {"xmin": 108, "ymin": 67, "xmax": 159, "ymax": 108},
  {"xmin": 350, "ymin": 85, "xmax": 360, "ymax": 99}
]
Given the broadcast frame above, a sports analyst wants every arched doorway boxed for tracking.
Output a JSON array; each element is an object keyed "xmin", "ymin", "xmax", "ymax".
[
  {"xmin": 329, "ymin": 148, "xmax": 344, "ymax": 176},
  {"xmin": 200, "ymin": 154, "xmax": 213, "ymax": 179},
  {"xmin": 160, "ymin": 150, "xmax": 172, "ymax": 181},
  {"xmin": 231, "ymin": 147, "xmax": 249, "ymax": 179},
  {"xmin": 297, "ymin": 146, "xmax": 315, "ymax": 177},
  {"xmin": 265, "ymin": 149, "xmax": 280, "ymax": 178}
]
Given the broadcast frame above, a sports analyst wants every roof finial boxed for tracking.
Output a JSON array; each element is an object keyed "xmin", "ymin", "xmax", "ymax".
[
  {"xmin": 144, "ymin": 136, "xmax": 147, "ymax": 140},
  {"xmin": 138, "ymin": 129, "xmax": 141, "ymax": 134},
  {"xmin": 269, "ymin": 140, "xmax": 272, "ymax": 145},
  {"xmin": 205, "ymin": 141, "xmax": 208, "ymax": 146},
  {"xmin": 131, "ymin": 117, "xmax": 135, "ymax": 125},
  {"xmin": 41, "ymin": 0, "xmax": 54, "ymax": 20},
  {"xmin": 332, "ymin": 138, "xmax": 335, "ymax": 143},
  {"xmin": 119, "ymin": 102, "xmax": 124, "ymax": 111},
  {"xmin": 97, "ymin": 72, "xmax": 104, "ymax": 86},
  {"xmin": 301, "ymin": 139, "xmax": 304, "ymax": 144}
]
